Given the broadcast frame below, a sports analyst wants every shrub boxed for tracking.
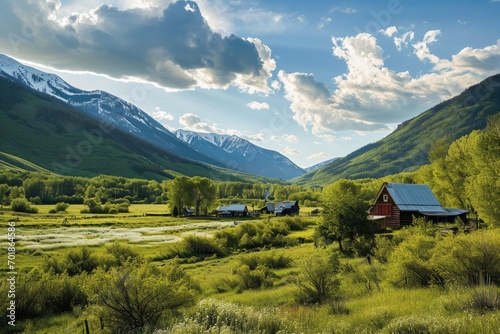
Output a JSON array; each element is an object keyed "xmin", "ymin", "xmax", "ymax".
[
  {"xmin": 295, "ymin": 250, "xmax": 341, "ymax": 304},
  {"xmin": 181, "ymin": 235, "xmax": 227, "ymax": 258},
  {"xmin": 170, "ymin": 299, "xmax": 287, "ymax": 333},
  {"xmin": 233, "ymin": 264, "xmax": 276, "ymax": 289},
  {"xmin": 54, "ymin": 202, "xmax": 70, "ymax": 212},
  {"xmin": 387, "ymin": 233, "xmax": 440, "ymax": 288},
  {"xmin": 10, "ymin": 197, "xmax": 38, "ymax": 213},
  {"xmin": 43, "ymin": 247, "xmax": 99, "ymax": 275},
  {"xmin": 106, "ymin": 241, "xmax": 139, "ymax": 265},
  {"xmin": 88, "ymin": 261, "xmax": 197, "ymax": 333},
  {"xmin": 431, "ymin": 230, "xmax": 500, "ymax": 285}
]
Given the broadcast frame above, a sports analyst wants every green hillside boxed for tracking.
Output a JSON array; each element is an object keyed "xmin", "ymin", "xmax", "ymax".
[
  {"xmin": 0, "ymin": 77, "xmax": 270, "ymax": 183},
  {"xmin": 296, "ymin": 73, "xmax": 500, "ymax": 186}
]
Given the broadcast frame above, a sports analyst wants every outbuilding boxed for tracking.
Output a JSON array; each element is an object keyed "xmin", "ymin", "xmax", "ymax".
[{"xmin": 368, "ymin": 182, "xmax": 468, "ymax": 229}]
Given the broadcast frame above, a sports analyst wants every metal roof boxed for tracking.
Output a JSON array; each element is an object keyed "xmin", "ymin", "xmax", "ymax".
[
  {"xmin": 386, "ymin": 183, "xmax": 441, "ymax": 207},
  {"xmin": 218, "ymin": 204, "xmax": 247, "ymax": 212},
  {"xmin": 384, "ymin": 183, "xmax": 468, "ymax": 216}
]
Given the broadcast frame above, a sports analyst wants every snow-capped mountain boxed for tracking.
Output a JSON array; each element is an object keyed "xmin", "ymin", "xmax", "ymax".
[
  {"xmin": 305, "ymin": 157, "xmax": 340, "ymax": 172},
  {"xmin": 0, "ymin": 54, "xmax": 222, "ymax": 167},
  {"xmin": 175, "ymin": 130, "xmax": 306, "ymax": 179}
]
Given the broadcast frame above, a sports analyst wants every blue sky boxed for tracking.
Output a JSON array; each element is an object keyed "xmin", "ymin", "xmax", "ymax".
[{"xmin": 1, "ymin": 0, "xmax": 499, "ymax": 168}]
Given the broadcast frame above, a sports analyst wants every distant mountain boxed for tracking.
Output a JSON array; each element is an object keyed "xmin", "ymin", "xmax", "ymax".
[
  {"xmin": 0, "ymin": 76, "xmax": 271, "ymax": 182},
  {"xmin": 0, "ymin": 54, "xmax": 224, "ymax": 168},
  {"xmin": 175, "ymin": 130, "xmax": 306, "ymax": 179},
  {"xmin": 296, "ymin": 73, "xmax": 500, "ymax": 186},
  {"xmin": 304, "ymin": 158, "xmax": 339, "ymax": 172}
]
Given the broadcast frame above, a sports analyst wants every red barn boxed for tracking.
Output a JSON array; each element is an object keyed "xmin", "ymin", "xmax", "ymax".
[{"xmin": 369, "ymin": 182, "xmax": 468, "ymax": 229}]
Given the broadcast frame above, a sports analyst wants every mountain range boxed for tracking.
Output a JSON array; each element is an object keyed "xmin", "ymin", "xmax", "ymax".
[
  {"xmin": 0, "ymin": 54, "xmax": 304, "ymax": 180},
  {"xmin": 1, "ymin": 54, "xmax": 499, "ymax": 184},
  {"xmin": 175, "ymin": 130, "xmax": 305, "ymax": 179}
]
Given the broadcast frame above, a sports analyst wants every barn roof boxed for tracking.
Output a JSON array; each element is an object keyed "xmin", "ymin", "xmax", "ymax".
[
  {"xmin": 218, "ymin": 204, "xmax": 247, "ymax": 212},
  {"xmin": 382, "ymin": 183, "xmax": 467, "ymax": 215}
]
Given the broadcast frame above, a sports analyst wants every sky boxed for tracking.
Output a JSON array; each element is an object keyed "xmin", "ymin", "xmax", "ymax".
[{"xmin": 0, "ymin": 0, "xmax": 499, "ymax": 168}]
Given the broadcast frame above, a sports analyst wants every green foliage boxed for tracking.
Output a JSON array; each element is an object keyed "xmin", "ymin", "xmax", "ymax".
[
  {"xmin": 43, "ymin": 247, "xmax": 100, "ymax": 276},
  {"xmin": 295, "ymin": 249, "xmax": 341, "ymax": 304},
  {"xmin": 169, "ymin": 299, "xmax": 288, "ymax": 333},
  {"xmin": 10, "ymin": 197, "xmax": 38, "ymax": 213},
  {"xmin": 431, "ymin": 230, "xmax": 500, "ymax": 285},
  {"xmin": 54, "ymin": 202, "xmax": 70, "ymax": 212},
  {"xmin": 175, "ymin": 235, "xmax": 227, "ymax": 259},
  {"xmin": 316, "ymin": 180, "xmax": 377, "ymax": 254},
  {"xmin": 387, "ymin": 232, "xmax": 440, "ymax": 288},
  {"xmin": 88, "ymin": 261, "xmax": 197, "ymax": 333},
  {"xmin": 106, "ymin": 241, "xmax": 140, "ymax": 266},
  {"xmin": 0, "ymin": 269, "xmax": 87, "ymax": 321},
  {"xmin": 214, "ymin": 221, "xmax": 297, "ymax": 251}
]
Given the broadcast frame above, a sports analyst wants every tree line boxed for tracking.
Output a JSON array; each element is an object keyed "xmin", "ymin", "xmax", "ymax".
[{"xmin": 0, "ymin": 171, "xmax": 322, "ymax": 212}]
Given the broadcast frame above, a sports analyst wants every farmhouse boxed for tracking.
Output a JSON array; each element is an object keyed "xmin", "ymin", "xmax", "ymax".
[
  {"xmin": 369, "ymin": 182, "xmax": 469, "ymax": 229},
  {"xmin": 217, "ymin": 204, "xmax": 249, "ymax": 217},
  {"xmin": 260, "ymin": 201, "xmax": 300, "ymax": 216}
]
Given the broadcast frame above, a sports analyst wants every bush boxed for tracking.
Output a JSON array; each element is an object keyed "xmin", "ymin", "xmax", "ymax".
[
  {"xmin": 170, "ymin": 299, "xmax": 287, "ymax": 333},
  {"xmin": 106, "ymin": 241, "xmax": 139, "ymax": 265},
  {"xmin": 54, "ymin": 202, "xmax": 70, "ymax": 212},
  {"xmin": 387, "ymin": 233, "xmax": 440, "ymax": 288},
  {"xmin": 431, "ymin": 230, "xmax": 500, "ymax": 285},
  {"xmin": 43, "ymin": 247, "xmax": 99, "ymax": 276},
  {"xmin": 10, "ymin": 197, "xmax": 38, "ymax": 213},
  {"xmin": 88, "ymin": 261, "xmax": 197, "ymax": 333},
  {"xmin": 295, "ymin": 250, "xmax": 341, "ymax": 304}
]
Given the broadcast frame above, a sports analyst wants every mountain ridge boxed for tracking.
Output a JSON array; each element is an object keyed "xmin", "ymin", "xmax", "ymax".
[
  {"xmin": 295, "ymin": 73, "xmax": 500, "ymax": 186},
  {"xmin": 0, "ymin": 54, "xmax": 226, "ymax": 168},
  {"xmin": 175, "ymin": 130, "xmax": 306, "ymax": 179}
]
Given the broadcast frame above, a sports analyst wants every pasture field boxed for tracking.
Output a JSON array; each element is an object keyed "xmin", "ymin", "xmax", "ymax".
[{"xmin": 1, "ymin": 204, "xmax": 500, "ymax": 333}]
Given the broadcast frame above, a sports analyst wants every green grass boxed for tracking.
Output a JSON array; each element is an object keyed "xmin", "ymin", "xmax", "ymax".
[{"xmin": 3, "ymin": 204, "xmax": 500, "ymax": 333}]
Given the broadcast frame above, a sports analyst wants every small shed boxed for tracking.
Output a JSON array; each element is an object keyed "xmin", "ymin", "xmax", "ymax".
[
  {"xmin": 217, "ymin": 204, "xmax": 249, "ymax": 217},
  {"xmin": 260, "ymin": 201, "xmax": 300, "ymax": 216},
  {"xmin": 368, "ymin": 182, "xmax": 469, "ymax": 229}
]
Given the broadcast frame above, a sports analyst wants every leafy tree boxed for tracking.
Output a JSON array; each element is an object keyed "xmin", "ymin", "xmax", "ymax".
[
  {"xmin": 316, "ymin": 180, "xmax": 376, "ymax": 253},
  {"xmin": 191, "ymin": 176, "xmax": 217, "ymax": 215},
  {"xmin": 168, "ymin": 176, "xmax": 195, "ymax": 215}
]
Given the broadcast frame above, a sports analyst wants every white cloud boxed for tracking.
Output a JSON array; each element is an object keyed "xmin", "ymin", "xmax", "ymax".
[
  {"xmin": 247, "ymin": 101, "xmax": 270, "ymax": 110},
  {"xmin": 278, "ymin": 32, "xmax": 500, "ymax": 136},
  {"xmin": 413, "ymin": 30, "xmax": 441, "ymax": 64},
  {"xmin": 307, "ymin": 152, "xmax": 329, "ymax": 160},
  {"xmin": 178, "ymin": 113, "xmax": 265, "ymax": 142},
  {"xmin": 284, "ymin": 134, "xmax": 299, "ymax": 143},
  {"xmin": 394, "ymin": 31, "xmax": 415, "ymax": 51},
  {"xmin": 380, "ymin": 26, "xmax": 398, "ymax": 37},
  {"xmin": 282, "ymin": 146, "xmax": 300, "ymax": 155},
  {"xmin": 152, "ymin": 107, "xmax": 174, "ymax": 121},
  {"xmin": 0, "ymin": 0, "xmax": 275, "ymax": 93}
]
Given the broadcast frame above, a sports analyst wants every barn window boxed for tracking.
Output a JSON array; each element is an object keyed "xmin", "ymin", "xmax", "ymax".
[{"xmin": 383, "ymin": 194, "xmax": 388, "ymax": 202}]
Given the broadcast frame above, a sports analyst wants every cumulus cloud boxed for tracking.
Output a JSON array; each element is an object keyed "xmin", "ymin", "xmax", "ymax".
[
  {"xmin": 278, "ymin": 32, "xmax": 500, "ymax": 135},
  {"xmin": 380, "ymin": 26, "xmax": 398, "ymax": 37},
  {"xmin": 0, "ymin": 0, "xmax": 275, "ymax": 93},
  {"xmin": 282, "ymin": 146, "xmax": 300, "ymax": 155},
  {"xmin": 247, "ymin": 101, "xmax": 270, "ymax": 110},
  {"xmin": 413, "ymin": 30, "xmax": 441, "ymax": 63}
]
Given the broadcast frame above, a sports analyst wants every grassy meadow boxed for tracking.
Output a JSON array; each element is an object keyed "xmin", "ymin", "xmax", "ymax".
[{"xmin": 1, "ymin": 204, "xmax": 500, "ymax": 333}]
